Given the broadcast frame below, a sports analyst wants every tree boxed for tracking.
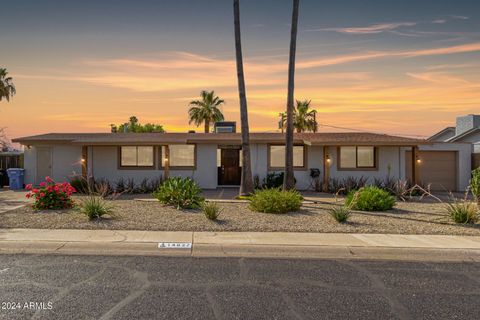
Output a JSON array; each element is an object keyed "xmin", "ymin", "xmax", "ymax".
[
  {"xmin": 110, "ymin": 116, "xmax": 165, "ymax": 133},
  {"xmin": 0, "ymin": 128, "xmax": 10, "ymax": 151},
  {"xmin": 279, "ymin": 99, "xmax": 317, "ymax": 133},
  {"xmin": 234, "ymin": 0, "xmax": 254, "ymax": 195},
  {"xmin": 284, "ymin": 0, "xmax": 300, "ymax": 190},
  {"xmin": 188, "ymin": 91, "xmax": 225, "ymax": 133},
  {"xmin": 0, "ymin": 68, "xmax": 16, "ymax": 102}
]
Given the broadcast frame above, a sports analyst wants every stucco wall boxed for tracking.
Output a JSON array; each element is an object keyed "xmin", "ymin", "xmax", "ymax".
[
  {"xmin": 327, "ymin": 146, "xmax": 402, "ymax": 183},
  {"xmin": 23, "ymin": 147, "xmax": 36, "ymax": 185},
  {"xmin": 90, "ymin": 144, "xmax": 218, "ymax": 189},
  {"xmin": 23, "ymin": 145, "xmax": 83, "ymax": 184},
  {"xmin": 23, "ymin": 141, "xmax": 472, "ymax": 191}
]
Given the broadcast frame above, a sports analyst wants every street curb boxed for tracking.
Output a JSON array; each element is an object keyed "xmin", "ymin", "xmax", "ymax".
[{"xmin": 1, "ymin": 240, "xmax": 480, "ymax": 262}]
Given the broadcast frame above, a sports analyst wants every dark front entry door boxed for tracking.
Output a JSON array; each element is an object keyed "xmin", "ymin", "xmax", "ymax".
[{"xmin": 218, "ymin": 148, "xmax": 241, "ymax": 185}]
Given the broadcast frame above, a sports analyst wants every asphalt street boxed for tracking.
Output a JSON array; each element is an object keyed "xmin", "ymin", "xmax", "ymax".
[{"xmin": 0, "ymin": 254, "xmax": 479, "ymax": 319}]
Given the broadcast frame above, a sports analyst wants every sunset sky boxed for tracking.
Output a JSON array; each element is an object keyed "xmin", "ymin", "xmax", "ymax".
[{"xmin": 1, "ymin": 0, "xmax": 480, "ymax": 141}]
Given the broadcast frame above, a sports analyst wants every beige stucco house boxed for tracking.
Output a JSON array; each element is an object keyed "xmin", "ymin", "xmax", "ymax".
[{"xmin": 13, "ymin": 131, "xmax": 472, "ymax": 191}]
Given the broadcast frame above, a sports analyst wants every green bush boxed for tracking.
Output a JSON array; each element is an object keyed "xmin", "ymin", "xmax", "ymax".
[
  {"xmin": 249, "ymin": 188, "xmax": 302, "ymax": 214},
  {"xmin": 262, "ymin": 172, "xmax": 296, "ymax": 189},
  {"xmin": 202, "ymin": 201, "xmax": 221, "ymax": 220},
  {"xmin": 153, "ymin": 177, "xmax": 204, "ymax": 209},
  {"xmin": 70, "ymin": 176, "xmax": 89, "ymax": 194},
  {"xmin": 345, "ymin": 186, "xmax": 396, "ymax": 211},
  {"xmin": 329, "ymin": 206, "xmax": 350, "ymax": 223},
  {"xmin": 446, "ymin": 201, "xmax": 478, "ymax": 224},
  {"xmin": 471, "ymin": 168, "xmax": 480, "ymax": 204},
  {"xmin": 80, "ymin": 195, "xmax": 113, "ymax": 220}
]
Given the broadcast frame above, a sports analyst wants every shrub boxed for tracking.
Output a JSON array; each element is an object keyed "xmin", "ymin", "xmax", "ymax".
[
  {"xmin": 249, "ymin": 188, "xmax": 302, "ymax": 214},
  {"xmin": 346, "ymin": 186, "xmax": 396, "ymax": 211},
  {"xmin": 80, "ymin": 195, "xmax": 113, "ymax": 220},
  {"xmin": 115, "ymin": 177, "xmax": 126, "ymax": 193},
  {"xmin": 262, "ymin": 172, "xmax": 285, "ymax": 189},
  {"xmin": 153, "ymin": 177, "xmax": 204, "ymax": 209},
  {"xmin": 70, "ymin": 176, "xmax": 89, "ymax": 194},
  {"xmin": 328, "ymin": 176, "xmax": 367, "ymax": 194},
  {"xmin": 25, "ymin": 176, "xmax": 76, "ymax": 210},
  {"xmin": 202, "ymin": 201, "xmax": 221, "ymax": 220},
  {"xmin": 446, "ymin": 201, "xmax": 478, "ymax": 224},
  {"xmin": 329, "ymin": 206, "xmax": 351, "ymax": 223},
  {"xmin": 471, "ymin": 168, "xmax": 480, "ymax": 204}
]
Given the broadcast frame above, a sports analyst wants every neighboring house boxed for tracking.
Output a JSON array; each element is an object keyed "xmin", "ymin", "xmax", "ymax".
[
  {"xmin": 13, "ymin": 129, "xmax": 472, "ymax": 191},
  {"xmin": 429, "ymin": 114, "xmax": 480, "ymax": 168}
]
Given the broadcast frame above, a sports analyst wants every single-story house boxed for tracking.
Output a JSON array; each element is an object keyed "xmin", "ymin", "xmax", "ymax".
[
  {"xmin": 429, "ymin": 114, "xmax": 480, "ymax": 169},
  {"xmin": 13, "ymin": 131, "xmax": 472, "ymax": 191}
]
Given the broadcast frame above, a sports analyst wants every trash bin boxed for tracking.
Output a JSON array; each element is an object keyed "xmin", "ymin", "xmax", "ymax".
[{"xmin": 6, "ymin": 168, "xmax": 25, "ymax": 190}]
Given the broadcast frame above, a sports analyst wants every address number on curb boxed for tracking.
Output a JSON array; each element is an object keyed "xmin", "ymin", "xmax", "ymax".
[{"xmin": 158, "ymin": 242, "xmax": 192, "ymax": 249}]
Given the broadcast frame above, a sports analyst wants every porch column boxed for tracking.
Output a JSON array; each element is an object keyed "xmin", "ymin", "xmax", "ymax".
[
  {"xmin": 164, "ymin": 145, "xmax": 170, "ymax": 179},
  {"xmin": 411, "ymin": 146, "xmax": 419, "ymax": 185},
  {"xmin": 322, "ymin": 146, "xmax": 331, "ymax": 192},
  {"xmin": 81, "ymin": 146, "xmax": 88, "ymax": 179}
]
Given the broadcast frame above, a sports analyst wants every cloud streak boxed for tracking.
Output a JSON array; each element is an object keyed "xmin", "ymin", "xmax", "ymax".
[{"xmin": 310, "ymin": 22, "xmax": 417, "ymax": 34}]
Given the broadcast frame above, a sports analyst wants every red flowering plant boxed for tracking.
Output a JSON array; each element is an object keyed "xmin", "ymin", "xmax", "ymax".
[{"xmin": 25, "ymin": 176, "xmax": 76, "ymax": 210}]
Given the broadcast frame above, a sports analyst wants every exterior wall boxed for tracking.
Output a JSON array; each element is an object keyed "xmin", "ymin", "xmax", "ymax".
[
  {"xmin": 328, "ymin": 146, "xmax": 402, "ymax": 183},
  {"xmin": 23, "ymin": 147, "xmax": 36, "ymax": 185},
  {"xmin": 456, "ymin": 131, "xmax": 480, "ymax": 152},
  {"xmin": 23, "ymin": 145, "xmax": 83, "ymax": 185},
  {"xmin": 53, "ymin": 145, "xmax": 83, "ymax": 182},
  {"xmin": 22, "ymin": 141, "xmax": 471, "ymax": 191},
  {"xmin": 90, "ymin": 144, "xmax": 218, "ymax": 189}
]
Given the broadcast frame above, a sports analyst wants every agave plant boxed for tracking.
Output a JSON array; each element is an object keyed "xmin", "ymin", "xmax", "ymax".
[{"xmin": 153, "ymin": 177, "xmax": 204, "ymax": 209}]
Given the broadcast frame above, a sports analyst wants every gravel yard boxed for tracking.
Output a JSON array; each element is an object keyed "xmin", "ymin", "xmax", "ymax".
[{"xmin": 1, "ymin": 195, "xmax": 479, "ymax": 235}]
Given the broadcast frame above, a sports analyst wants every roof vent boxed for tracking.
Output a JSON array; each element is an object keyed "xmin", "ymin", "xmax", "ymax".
[{"xmin": 214, "ymin": 121, "xmax": 236, "ymax": 133}]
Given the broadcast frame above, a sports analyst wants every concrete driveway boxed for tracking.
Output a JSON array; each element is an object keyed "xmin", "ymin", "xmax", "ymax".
[{"xmin": 0, "ymin": 190, "xmax": 30, "ymax": 213}]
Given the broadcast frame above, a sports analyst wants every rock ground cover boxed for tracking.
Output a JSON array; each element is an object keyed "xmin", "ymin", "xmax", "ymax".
[{"xmin": 0, "ymin": 194, "xmax": 479, "ymax": 235}]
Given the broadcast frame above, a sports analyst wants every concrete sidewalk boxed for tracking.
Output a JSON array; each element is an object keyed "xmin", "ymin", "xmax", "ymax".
[{"xmin": 1, "ymin": 228, "xmax": 480, "ymax": 261}]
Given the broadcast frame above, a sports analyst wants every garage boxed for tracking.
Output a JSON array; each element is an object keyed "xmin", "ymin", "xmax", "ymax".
[{"xmin": 406, "ymin": 151, "xmax": 457, "ymax": 191}]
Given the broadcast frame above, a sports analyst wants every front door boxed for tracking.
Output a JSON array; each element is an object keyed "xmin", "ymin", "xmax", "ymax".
[
  {"xmin": 36, "ymin": 147, "xmax": 52, "ymax": 184},
  {"xmin": 218, "ymin": 148, "xmax": 241, "ymax": 185}
]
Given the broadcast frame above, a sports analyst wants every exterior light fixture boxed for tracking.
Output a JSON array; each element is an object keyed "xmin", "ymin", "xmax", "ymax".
[
  {"xmin": 81, "ymin": 158, "xmax": 86, "ymax": 163},
  {"xmin": 326, "ymin": 155, "xmax": 331, "ymax": 163}
]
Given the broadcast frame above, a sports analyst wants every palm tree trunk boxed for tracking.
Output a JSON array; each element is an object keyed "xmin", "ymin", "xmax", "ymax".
[
  {"xmin": 234, "ymin": 0, "xmax": 254, "ymax": 195},
  {"xmin": 284, "ymin": 0, "xmax": 300, "ymax": 190},
  {"xmin": 204, "ymin": 121, "xmax": 210, "ymax": 133}
]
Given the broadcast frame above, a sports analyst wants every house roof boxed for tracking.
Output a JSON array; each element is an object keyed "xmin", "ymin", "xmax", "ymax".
[
  {"xmin": 446, "ymin": 127, "xmax": 480, "ymax": 142},
  {"xmin": 13, "ymin": 132, "xmax": 427, "ymax": 146},
  {"xmin": 427, "ymin": 127, "xmax": 455, "ymax": 141}
]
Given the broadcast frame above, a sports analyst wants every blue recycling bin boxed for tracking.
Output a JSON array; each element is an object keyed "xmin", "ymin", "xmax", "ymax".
[{"xmin": 6, "ymin": 168, "xmax": 25, "ymax": 190}]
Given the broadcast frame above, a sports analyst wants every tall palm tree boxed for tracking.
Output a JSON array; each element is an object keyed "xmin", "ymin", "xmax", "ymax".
[
  {"xmin": 284, "ymin": 0, "xmax": 300, "ymax": 190},
  {"xmin": 188, "ymin": 90, "xmax": 225, "ymax": 133},
  {"xmin": 279, "ymin": 100, "xmax": 317, "ymax": 133},
  {"xmin": 0, "ymin": 68, "xmax": 16, "ymax": 102},
  {"xmin": 234, "ymin": 0, "xmax": 254, "ymax": 195}
]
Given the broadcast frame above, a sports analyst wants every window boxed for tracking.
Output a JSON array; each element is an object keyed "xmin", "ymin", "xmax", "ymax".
[
  {"xmin": 120, "ymin": 146, "xmax": 154, "ymax": 167},
  {"xmin": 269, "ymin": 145, "xmax": 305, "ymax": 169},
  {"xmin": 339, "ymin": 146, "xmax": 376, "ymax": 169},
  {"xmin": 161, "ymin": 145, "xmax": 195, "ymax": 168}
]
